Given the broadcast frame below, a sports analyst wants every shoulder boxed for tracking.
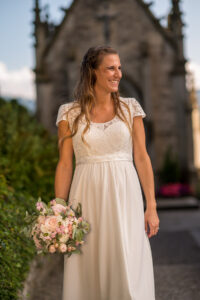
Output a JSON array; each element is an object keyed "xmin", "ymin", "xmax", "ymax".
[
  {"xmin": 119, "ymin": 96, "xmax": 138, "ymax": 106},
  {"xmin": 58, "ymin": 101, "xmax": 79, "ymax": 112},
  {"xmin": 119, "ymin": 97, "xmax": 146, "ymax": 119},
  {"xmin": 56, "ymin": 101, "xmax": 81, "ymax": 127}
]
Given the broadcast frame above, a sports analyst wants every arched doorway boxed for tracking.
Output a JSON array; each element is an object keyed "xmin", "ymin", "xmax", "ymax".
[{"xmin": 119, "ymin": 74, "xmax": 153, "ymax": 157}]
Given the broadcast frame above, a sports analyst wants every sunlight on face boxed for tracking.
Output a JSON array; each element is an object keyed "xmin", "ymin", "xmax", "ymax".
[{"xmin": 94, "ymin": 54, "xmax": 122, "ymax": 93}]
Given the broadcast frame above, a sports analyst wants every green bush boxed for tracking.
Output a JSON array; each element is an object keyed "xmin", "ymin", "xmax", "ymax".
[
  {"xmin": 0, "ymin": 98, "xmax": 59, "ymax": 299},
  {"xmin": 0, "ymin": 98, "xmax": 58, "ymax": 200}
]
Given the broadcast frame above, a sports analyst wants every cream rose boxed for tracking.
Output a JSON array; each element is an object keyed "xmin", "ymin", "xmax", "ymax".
[
  {"xmin": 59, "ymin": 243, "xmax": 67, "ymax": 253},
  {"xmin": 59, "ymin": 234, "xmax": 69, "ymax": 243},
  {"xmin": 44, "ymin": 216, "xmax": 59, "ymax": 232},
  {"xmin": 49, "ymin": 245, "xmax": 56, "ymax": 253}
]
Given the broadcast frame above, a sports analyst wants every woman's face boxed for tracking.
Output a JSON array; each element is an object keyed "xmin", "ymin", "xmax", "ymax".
[{"xmin": 94, "ymin": 54, "xmax": 122, "ymax": 93}]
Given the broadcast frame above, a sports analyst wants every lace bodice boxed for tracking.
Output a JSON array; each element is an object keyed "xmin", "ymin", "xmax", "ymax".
[{"xmin": 56, "ymin": 97, "xmax": 146, "ymax": 165}]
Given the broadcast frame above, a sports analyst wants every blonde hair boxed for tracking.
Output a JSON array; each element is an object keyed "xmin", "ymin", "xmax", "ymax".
[{"xmin": 61, "ymin": 46, "xmax": 132, "ymax": 148}]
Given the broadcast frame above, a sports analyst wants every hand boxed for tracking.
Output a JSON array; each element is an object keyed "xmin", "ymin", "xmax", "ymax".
[{"xmin": 144, "ymin": 207, "xmax": 160, "ymax": 238}]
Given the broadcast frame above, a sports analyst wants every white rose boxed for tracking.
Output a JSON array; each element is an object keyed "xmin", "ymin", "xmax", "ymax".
[
  {"xmin": 59, "ymin": 234, "xmax": 69, "ymax": 243},
  {"xmin": 40, "ymin": 224, "xmax": 51, "ymax": 234}
]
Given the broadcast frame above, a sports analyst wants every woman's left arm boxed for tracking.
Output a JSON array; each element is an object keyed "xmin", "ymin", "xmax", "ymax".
[{"xmin": 132, "ymin": 116, "xmax": 160, "ymax": 238}]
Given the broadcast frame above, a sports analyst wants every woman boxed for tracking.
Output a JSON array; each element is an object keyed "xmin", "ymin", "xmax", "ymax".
[{"xmin": 55, "ymin": 46, "xmax": 159, "ymax": 300}]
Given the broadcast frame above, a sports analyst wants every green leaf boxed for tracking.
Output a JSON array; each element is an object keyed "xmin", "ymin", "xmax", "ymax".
[
  {"xmin": 72, "ymin": 228, "xmax": 77, "ymax": 240},
  {"xmin": 37, "ymin": 196, "xmax": 42, "ymax": 202},
  {"xmin": 72, "ymin": 249, "xmax": 81, "ymax": 254},
  {"xmin": 55, "ymin": 198, "xmax": 67, "ymax": 206},
  {"xmin": 76, "ymin": 229, "xmax": 83, "ymax": 241},
  {"xmin": 75, "ymin": 202, "xmax": 82, "ymax": 218}
]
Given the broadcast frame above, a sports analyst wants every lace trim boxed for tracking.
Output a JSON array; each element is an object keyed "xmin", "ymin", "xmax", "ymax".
[
  {"xmin": 88, "ymin": 115, "xmax": 119, "ymax": 130},
  {"xmin": 122, "ymin": 97, "xmax": 146, "ymax": 119},
  {"xmin": 56, "ymin": 97, "xmax": 146, "ymax": 130}
]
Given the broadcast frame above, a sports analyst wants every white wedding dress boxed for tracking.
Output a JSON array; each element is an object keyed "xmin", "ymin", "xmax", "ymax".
[{"xmin": 56, "ymin": 97, "xmax": 155, "ymax": 300}]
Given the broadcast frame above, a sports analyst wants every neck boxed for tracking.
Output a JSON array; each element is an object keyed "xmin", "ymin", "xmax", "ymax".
[{"xmin": 93, "ymin": 86, "xmax": 113, "ymax": 107}]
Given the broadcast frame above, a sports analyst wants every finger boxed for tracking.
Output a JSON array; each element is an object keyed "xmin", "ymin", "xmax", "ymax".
[
  {"xmin": 145, "ymin": 219, "xmax": 148, "ymax": 233},
  {"xmin": 153, "ymin": 227, "xmax": 159, "ymax": 236},
  {"xmin": 148, "ymin": 225, "xmax": 155, "ymax": 238}
]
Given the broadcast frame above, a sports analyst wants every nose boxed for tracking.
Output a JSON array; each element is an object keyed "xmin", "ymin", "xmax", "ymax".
[{"xmin": 114, "ymin": 68, "xmax": 122, "ymax": 79}]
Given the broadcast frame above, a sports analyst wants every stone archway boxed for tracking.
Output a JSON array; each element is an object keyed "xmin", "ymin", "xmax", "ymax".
[
  {"xmin": 119, "ymin": 75, "xmax": 143, "ymax": 103},
  {"xmin": 119, "ymin": 74, "xmax": 153, "ymax": 157}
]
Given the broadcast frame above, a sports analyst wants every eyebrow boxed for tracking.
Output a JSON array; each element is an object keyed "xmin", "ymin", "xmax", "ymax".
[{"xmin": 106, "ymin": 65, "xmax": 122, "ymax": 68}]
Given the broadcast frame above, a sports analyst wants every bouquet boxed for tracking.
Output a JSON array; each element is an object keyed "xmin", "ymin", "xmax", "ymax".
[{"xmin": 21, "ymin": 197, "xmax": 90, "ymax": 257}]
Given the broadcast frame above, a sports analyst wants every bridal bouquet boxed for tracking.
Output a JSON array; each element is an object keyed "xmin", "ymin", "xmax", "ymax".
[{"xmin": 21, "ymin": 197, "xmax": 90, "ymax": 257}]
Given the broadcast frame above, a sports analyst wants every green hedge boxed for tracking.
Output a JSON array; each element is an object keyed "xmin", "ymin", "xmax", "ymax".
[{"xmin": 0, "ymin": 98, "xmax": 59, "ymax": 299}]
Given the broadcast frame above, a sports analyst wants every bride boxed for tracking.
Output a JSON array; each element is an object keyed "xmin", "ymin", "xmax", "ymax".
[{"xmin": 55, "ymin": 45, "xmax": 159, "ymax": 300}]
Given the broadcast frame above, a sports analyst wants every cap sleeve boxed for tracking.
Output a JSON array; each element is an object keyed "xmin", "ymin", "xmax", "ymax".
[
  {"xmin": 128, "ymin": 98, "xmax": 146, "ymax": 119},
  {"xmin": 56, "ymin": 103, "xmax": 73, "ymax": 127}
]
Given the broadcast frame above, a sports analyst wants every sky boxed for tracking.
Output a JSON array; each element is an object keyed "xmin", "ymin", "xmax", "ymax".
[{"xmin": 0, "ymin": 0, "xmax": 200, "ymax": 100}]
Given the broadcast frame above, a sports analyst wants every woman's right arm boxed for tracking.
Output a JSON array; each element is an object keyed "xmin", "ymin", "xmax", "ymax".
[{"xmin": 54, "ymin": 120, "xmax": 74, "ymax": 202}]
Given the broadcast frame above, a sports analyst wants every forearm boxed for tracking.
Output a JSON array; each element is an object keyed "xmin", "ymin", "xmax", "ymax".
[
  {"xmin": 54, "ymin": 161, "xmax": 73, "ymax": 201},
  {"xmin": 133, "ymin": 154, "xmax": 157, "ymax": 209}
]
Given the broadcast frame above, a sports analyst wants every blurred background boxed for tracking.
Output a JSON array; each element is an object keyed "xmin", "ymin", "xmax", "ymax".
[
  {"xmin": 1, "ymin": 0, "xmax": 200, "ymax": 187},
  {"xmin": 1, "ymin": 1, "xmax": 200, "ymax": 104},
  {"xmin": 0, "ymin": 1, "xmax": 200, "ymax": 300}
]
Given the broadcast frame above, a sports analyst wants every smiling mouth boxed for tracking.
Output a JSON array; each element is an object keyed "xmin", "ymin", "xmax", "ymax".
[{"xmin": 109, "ymin": 80, "xmax": 120, "ymax": 84}]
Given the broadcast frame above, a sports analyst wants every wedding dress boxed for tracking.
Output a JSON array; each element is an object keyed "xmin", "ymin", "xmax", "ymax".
[{"xmin": 56, "ymin": 97, "xmax": 155, "ymax": 300}]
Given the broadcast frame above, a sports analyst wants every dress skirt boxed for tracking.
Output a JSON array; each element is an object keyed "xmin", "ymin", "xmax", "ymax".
[{"xmin": 62, "ymin": 160, "xmax": 155, "ymax": 300}]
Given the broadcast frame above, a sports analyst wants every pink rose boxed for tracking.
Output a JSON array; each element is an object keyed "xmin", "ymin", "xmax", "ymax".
[
  {"xmin": 67, "ymin": 224, "xmax": 73, "ymax": 235},
  {"xmin": 33, "ymin": 235, "xmax": 42, "ymax": 249},
  {"xmin": 52, "ymin": 204, "xmax": 67, "ymax": 216},
  {"xmin": 56, "ymin": 227, "xmax": 62, "ymax": 233},
  {"xmin": 45, "ymin": 216, "xmax": 59, "ymax": 231},
  {"xmin": 49, "ymin": 245, "xmax": 56, "ymax": 253},
  {"xmin": 36, "ymin": 202, "xmax": 44, "ymax": 211},
  {"xmin": 60, "ymin": 224, "xmax": 65, "ymax": 233},
  {"xmin": 43, "ymin": 235, "xmax": 51, "ymax": 241},
  {"xmin": 51, "ymin": 232, "xmax": 57, "ymax": 238},
  {"xmin": 59, "ymin": 243, "xmax": 67, "ymax": 253}
]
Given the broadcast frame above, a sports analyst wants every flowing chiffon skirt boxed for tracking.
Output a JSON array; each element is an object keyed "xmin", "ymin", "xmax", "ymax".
[{"xmin": 62, "ymin": 160, "xmax": 155, "ymax": 300}]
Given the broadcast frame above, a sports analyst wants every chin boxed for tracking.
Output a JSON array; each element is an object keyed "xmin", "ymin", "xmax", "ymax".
[
  {"xmin": 111, "ymin": 88, "xmax": 119, "ymax": 93},
  {"xmin": 107, "ymin": 86, "xmax": 119, "ymax": 93}
]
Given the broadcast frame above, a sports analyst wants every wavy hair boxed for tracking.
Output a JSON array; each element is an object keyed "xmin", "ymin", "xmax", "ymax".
[{"xmin": 60, "ymin": 46, "xmax": 132, "ymax": 148}]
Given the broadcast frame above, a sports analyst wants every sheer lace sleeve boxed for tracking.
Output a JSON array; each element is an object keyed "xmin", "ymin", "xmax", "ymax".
[{"xmin": 127, "ymin": 97, "xmax": 146, "ymax": 119}]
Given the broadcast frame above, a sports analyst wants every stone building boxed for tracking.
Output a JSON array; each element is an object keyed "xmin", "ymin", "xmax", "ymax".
[
  {"xmin": 188, "ymin": 72, "xmax": 200, "ymax": 173},
  {"xmin": 33, "ymin": 0, "xmax": 196, "ymax": 185}
]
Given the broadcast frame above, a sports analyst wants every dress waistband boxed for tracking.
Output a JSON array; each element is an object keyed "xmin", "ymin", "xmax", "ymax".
[{"xmin": 76, "ymin": 153, "xmax": 133, "ymax": 165}]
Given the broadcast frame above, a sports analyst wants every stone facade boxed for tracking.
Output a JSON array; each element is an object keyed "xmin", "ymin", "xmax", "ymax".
[{"xmin": 33, "ymin": 0, "xmax": 196, "ymax": 185}]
